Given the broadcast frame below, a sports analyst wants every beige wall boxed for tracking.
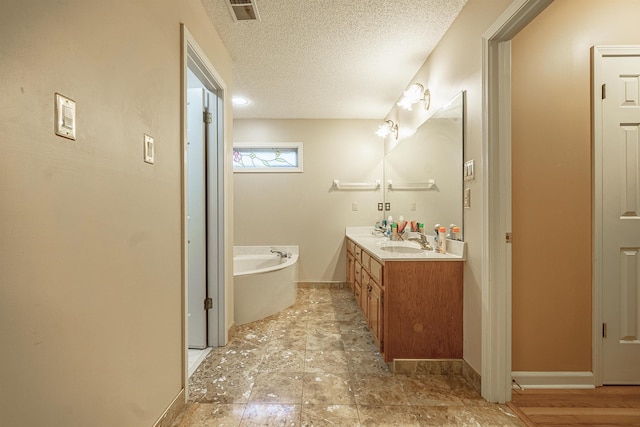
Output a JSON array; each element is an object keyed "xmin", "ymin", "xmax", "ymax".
[
  {"xmin": 511, "ymin": 0, "xmax": 640, "ymax": 372},
  {"xmin": 233, "ymin": 119, "xmax": 383, "ymax": 282},
  {"xmin": 384, "ymin": 0, "xmax": 512, "ymax": 375},
  {"xmin": 0, "ymin": 1, "xmax": 232, "ymax": 426}
]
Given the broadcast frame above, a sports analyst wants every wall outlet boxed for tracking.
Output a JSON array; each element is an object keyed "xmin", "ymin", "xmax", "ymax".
[
  {"xmin": 464, "ymin": 188, "xmax": 471, "ymax": 208},
  {"xmin": 352, "ymin": 202, "xmax": 358, "ymax": 211},
  {"xmin": 385, "ymin": 202, "xmax": 391, "ymax": 210},
  {"xmin": 377, "ymin": 203, "xmax": 383, "ymax": 211},
  {"xmin": 410, "ymin": 202, "xmax": 416, "ymax": 211}
]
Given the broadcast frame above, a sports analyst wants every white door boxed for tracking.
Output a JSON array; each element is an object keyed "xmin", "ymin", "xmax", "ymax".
[
  {"xmin": 599, "ymin": 49, "xmax": 640, "ymax": 384},
  {"xmin": 187, "ymin": 87, "xmax": 207, "ymax": 349}
]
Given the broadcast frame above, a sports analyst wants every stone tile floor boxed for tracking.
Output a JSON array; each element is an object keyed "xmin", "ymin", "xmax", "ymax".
[{"xmin": 173, "ymin": 287, "xmax": 525, "ymax": 426}]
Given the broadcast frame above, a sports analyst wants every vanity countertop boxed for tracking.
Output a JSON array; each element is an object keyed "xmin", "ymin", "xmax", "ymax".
[{"xmin": 346, "ymin": 227, "xmax": 466, "ymax": 262}]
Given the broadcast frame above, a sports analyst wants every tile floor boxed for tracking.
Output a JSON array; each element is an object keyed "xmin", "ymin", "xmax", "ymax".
[
  {"xmin": 173, "ymin": 287, "xmax": 525, "ymax": 426},
  {"xmin": 188, "ymin": 348, "xmax": 213, "ymax": 378}
]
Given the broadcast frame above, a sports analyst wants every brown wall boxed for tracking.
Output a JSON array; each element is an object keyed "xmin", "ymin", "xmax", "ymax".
[
  {"xmin": 0, "ymin": 1, "xmax": 232, "ymax": 425},
  {"xmin": 511, "ymin": 0, "xmax": 640, "ymax": 372}
]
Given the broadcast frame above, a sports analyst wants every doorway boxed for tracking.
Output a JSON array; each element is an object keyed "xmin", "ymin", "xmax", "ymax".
[{"xmin": 181, "ymin": 25, "xmax": 227, "ymax": 387}]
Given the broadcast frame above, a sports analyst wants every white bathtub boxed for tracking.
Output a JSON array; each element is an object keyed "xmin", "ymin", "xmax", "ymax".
[{"xmin": 233, "ymin": 246, "xmax": 299, "ymax": 325}]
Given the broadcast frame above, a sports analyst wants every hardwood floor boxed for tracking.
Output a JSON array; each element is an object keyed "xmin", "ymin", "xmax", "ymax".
[{"xmin": 508, "ymin": 387, "xmax": 640, "ymax": 426}]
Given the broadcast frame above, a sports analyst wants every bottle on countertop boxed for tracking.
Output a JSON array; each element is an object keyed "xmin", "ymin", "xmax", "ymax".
[
  {"xmin": 438, "ymin": 226, "xmax": 447, "ymax": 253},
  {"xmin": 418, "ymin": 223, "xmax": 425, "ymax": 234},
  {"xmin": 391, "ymin": 223, "xmax": 398, "ymax": 240},
  {"xmin": 447, "ymin": 224, "xmax": 457, "ymax": 240},
  {"xmin": 453, "ymin": 226, "xmax": 461, "ymax": 241}
]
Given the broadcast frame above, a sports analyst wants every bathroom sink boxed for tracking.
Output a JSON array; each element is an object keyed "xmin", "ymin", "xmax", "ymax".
[{"xmin": 379, "ymin": 245, "xmax": 424, "ymax": 254}]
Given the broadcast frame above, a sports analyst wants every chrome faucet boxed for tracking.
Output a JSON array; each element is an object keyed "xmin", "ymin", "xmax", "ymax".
[
  {"xmin": 405, "ymin": 232, "xmax": 433, "ymax": 250},
  {"xmin": 270, "ymin": 249, "xmax": 289, "ymax": 258}
]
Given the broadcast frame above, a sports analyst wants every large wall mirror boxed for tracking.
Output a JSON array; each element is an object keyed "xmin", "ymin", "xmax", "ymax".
[{"xmin": 384, "ymin": 91, "xmax": 464, "ymax": 238}]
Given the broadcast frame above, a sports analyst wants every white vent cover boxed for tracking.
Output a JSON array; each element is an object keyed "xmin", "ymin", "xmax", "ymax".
[{"xmin": 227, "ymin": 0, "xmax": 260, "ymax": 22}]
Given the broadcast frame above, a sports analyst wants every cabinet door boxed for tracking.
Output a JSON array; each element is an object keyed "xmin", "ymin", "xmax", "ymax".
[
  {"xmin": 346, "ymin": 252, "xmax": 355, "ymax": 293},
  {"xmin": 369, "ymin": 279, "xmax": 383, "ymax": 349},
  {"xmin": 361, "ymin": 270, "xmax": 370, "ymax": 318}
]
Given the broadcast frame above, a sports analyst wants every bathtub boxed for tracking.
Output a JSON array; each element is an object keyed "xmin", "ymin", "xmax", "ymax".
[{"xmin": 233, "ymin": 246, "xmax": 299, "ymax": 325}]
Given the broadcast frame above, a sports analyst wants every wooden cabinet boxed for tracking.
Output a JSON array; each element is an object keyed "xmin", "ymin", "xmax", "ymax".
[
  {"xmin": 383, "ymin": 260, "xmax": 463, "ymax": 361},
  {"xmin": 367, "ymin": 277, "xmax": 383, "ymax": 349},
  {"xmin": 346, "ymin": 251, "xmax": 355, "ymax": 292},
  {"xmin": 347, "ymin": 237, "xmax": 384, "ymax": 354},
  {"xmin": 346, "ymin": 237, "xmax": 463, "ymax": 363}
]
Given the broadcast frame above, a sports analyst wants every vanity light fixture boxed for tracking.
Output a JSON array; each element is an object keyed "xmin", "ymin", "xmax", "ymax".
[
  {"xmin": 397, "ymin": 83, "xmax": 431, "ymax": 111},
  {"xmin": 375, "ymin": 120, "xmax": 398, "ymax": 139}
]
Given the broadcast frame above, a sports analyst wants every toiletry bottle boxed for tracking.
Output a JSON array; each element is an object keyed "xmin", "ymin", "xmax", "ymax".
[
  {"xmin": 447, "ymin": 224, "xmax": 456, "ymax": 240},
  {"xmin": 391, "ymin": 223, "xmax": 398, "ymax": 241},
  {"xmin": 438, "ymin": 226, "xmax": 447, "ymax": 253},
  {"xmin": 418, "ymin": 223, "xmax": 424, "ymax": 234},
  {"xmin": 453, "ymin": 226, "xmax": 461, "ymax": 241}
]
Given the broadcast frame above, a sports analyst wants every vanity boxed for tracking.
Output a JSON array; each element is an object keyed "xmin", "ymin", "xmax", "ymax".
[
  {"xmin": 346, "ymin": 227, "xmax": 465, "ymax": 363},
  {"xmin": 343, "ymin": 91, "xmax": 467, "ymax": 363}
]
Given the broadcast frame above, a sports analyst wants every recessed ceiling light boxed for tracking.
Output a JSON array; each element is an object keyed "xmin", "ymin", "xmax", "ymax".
[{"xmin": 232, "ymin": 96, "xmax": 250, "ymax": 106}]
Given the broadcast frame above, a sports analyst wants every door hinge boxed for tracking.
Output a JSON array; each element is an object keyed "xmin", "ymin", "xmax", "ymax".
[
  {"xmin": 602, "ymin": 83, "xmax": 606, "ymax": 100},
  {"xmin": 506, "ymin": 232, "xmax": 513, "ymax": 244},
  {"xmin": 203, "ymin": 111, "xmax": 212, "ymax": 124},
  {"xmin": 204, "ymin": 297, "xmax": 213, "ymax": 310},
  {"xmin": 602, "ymin": 322, "xmax": 607, "ymax": 338}
]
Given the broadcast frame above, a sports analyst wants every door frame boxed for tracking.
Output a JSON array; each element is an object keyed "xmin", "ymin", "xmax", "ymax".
[
  {"xmin": 481, "ymin": 0, "xmax": 553, "ymax": 403},
  {"xmin": 180, "ymin": 24, "xmax": 228, "ymax": 396},
  {"xmin": 592, "ymin": 45, "xmax": 640, "ymax": 386}
]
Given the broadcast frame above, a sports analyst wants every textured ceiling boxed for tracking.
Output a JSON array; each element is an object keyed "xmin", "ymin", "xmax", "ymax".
[{"xmin": 201, "ymin": 0, "xmax": 468, "ymax": 119}]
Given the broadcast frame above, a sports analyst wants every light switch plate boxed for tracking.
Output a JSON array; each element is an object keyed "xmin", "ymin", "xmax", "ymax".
[
  {"xmin": 54, "ymin": 93, "xmax": 76, "ymax": 140},
  {"xmin": 144, "ymin": 134, "xmax": 154, "ymax": 164}
]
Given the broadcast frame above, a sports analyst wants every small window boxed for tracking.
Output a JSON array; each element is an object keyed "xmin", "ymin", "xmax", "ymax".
[{"xmin": 233, "ymin": 142, "xmax": 303, "ymax": 173}]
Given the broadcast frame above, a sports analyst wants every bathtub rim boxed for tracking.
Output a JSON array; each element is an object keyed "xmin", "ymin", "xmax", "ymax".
[{"xmin": 233, "ymin": 245, "xmax": 299, "ymax": 277}]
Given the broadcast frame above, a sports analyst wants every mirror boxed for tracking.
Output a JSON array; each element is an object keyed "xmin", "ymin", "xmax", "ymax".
[{"xmin": 384, "ymin": 91, "xmax": 464, "ymax": 239}]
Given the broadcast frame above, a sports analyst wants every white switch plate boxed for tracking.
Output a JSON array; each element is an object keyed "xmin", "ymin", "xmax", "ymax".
[
  {"xmin": 464, "ymin": 159, "xmax": 475, "ymax": 181},
  {"xmin": 144, "ymin": 134, "xmax": 154, "ymax": 164},
  {"xmin": 352, "ymin": 202, "xmax": 358, "ymax": 211},
  {"xmin": 54, "ymin": 93, "xmax": 76, "ymax": 140}
]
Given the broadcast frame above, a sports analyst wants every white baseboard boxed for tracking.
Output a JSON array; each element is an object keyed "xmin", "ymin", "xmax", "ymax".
[{"xmin": 511, "ymin": 371, "xmax": 595, "ymax": 389}]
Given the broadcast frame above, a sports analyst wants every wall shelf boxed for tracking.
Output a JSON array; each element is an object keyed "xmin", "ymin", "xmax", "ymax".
[
  {"xmin": 386, "ymin": 179, "xmax": 436, "ymax": 191},
  {"xmin": 332, "ymin": 179, "xmax": 381, "ymax": 190}
]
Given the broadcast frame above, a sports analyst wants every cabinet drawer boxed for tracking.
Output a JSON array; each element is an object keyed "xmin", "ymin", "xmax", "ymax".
[
  {"xmin": 347, "ymin": 239, "xmax": 355, "ymax": 255},
  {"xmin": 354, "ymin": 245, "xmax": 362, "ymax": 262},
  {"xmin": 361, "ymin": 251, "xmax": 371, "ymax": 272},
  {"xmin": 370, "ymin": 258, "xmax": 383, "ymax": 284}
]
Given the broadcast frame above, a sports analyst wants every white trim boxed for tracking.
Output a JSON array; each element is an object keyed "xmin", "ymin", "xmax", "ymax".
[
  {"xmin": 481, "ymin": 0, "xmax": 553, "ymax": 404},
  {"xmin": 181, "ymin": 24, "xmax": 229, "ymax": 401},
  {"xmin": 591, "ymin": 45, "xmax": 640, "ymax": 387},
  {"xmin": 512, "ymin": 371, "xmax": 596, "ymax": 389}
]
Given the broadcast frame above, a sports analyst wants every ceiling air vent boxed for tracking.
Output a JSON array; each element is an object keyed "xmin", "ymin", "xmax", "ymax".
[{"xmin": 227, "ymin": 0, "xmax": 261, "ymax": 22}]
